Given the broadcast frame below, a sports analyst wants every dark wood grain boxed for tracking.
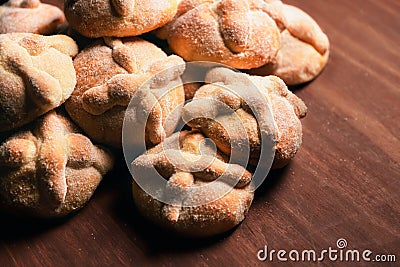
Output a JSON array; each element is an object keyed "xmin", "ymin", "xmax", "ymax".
[{"xmin": 1, "ymin": 0, "xmax": 399, "ymax": 266}]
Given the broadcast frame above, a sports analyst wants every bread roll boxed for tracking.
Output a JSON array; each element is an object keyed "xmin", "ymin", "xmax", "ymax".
[
  {"xmin": 0, "ymin": 33, "xmax": 78, "ymax": 132},
  {"xmin": 0, "ymin": 0, "xmax": 65, "ymax": 34},
  {"xmin": 0, "ymin": 111, "xmax": 114, "ymax": 217},
  {"xmin": 132, "ymin": 130, "xmax": 254, "ymax": 237},
  {"xmin": 65, "ymin": 37, "xmax": 185, "ymax": 148},
  {"xmin": 182, "ymin": 67, "xmax": 307, "ymax": 169},
  {"xmin": 157, "ymin": 0, "xmax": 284, "ymax": 69},
  {"xmin": 65, "ymin": 0, "xmax": 179, "ymax": 38}
]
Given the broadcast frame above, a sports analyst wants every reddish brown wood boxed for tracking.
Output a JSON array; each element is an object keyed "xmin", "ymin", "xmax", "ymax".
[{"xmin": 0, "ymin": 0, "xmax": 399, "ymax": 266}]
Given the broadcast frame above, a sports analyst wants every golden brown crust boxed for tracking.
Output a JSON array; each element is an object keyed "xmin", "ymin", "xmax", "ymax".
[
  {"xmin": 157, "ymin": 0, "xmax": 283, "ymax": 69},
  {"xmin": 0, "ymin": 33, "xmax": 78, "ymax": 132},
  {"xmin": 0, "ymin": 0, "xmax": 65, "ymax": 34},
  {"xmin": 0, "ymin": 111, "xmax": 114, "ymax": 217},
  {"xmin": 249, "ymin": 4, "xmax": 330, "ymax": 85},
  {"xmin": 132, "ymin": 130, "xmax": 254, "ymax": 237},
  {"xmin": 182, "ymin": 67, "xmax": 307, "ymax": 168},
  {"xmin": 64, "ymin": 0, "xmax": 179, "ymax": 38},
  {"xmin": 65, "ymin": 37, "xmax": 185, "ymax": 148}
]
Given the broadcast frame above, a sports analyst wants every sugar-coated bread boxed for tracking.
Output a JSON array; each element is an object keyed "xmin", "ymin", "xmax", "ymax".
[
  {"xmin": 0, "ymin": 111, "xmax": 114, "ymax": 218},
  {"xmin": 65, "ymin": 37, "xmax": 185, "ymax": 148},
  {"xmin": 65, "ymin": 0, "xmax": 179, "ymax": 38},
  {"xmin": 157, "ymin": 0, "xmax": 284, "ymax": 69},
  {"xmin": 0, "ymin": 33, "xmax": 78, "ymax": 132},
  {"xmin": 0, "ymin": 0, "xmax": 65, "ymax": 34},
  {"xmin": 132, "ymin": 130, "xmax": 254, "ymax": 237},
  {"xmin": 182, "ymin": 67, "xmax": 307, "ymax": 169},
  {"xmin": 249, "ymin": 4, "xmax": 329, "ymax": 85}
]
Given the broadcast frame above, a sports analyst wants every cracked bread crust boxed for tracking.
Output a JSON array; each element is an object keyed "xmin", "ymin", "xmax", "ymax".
[
  {"xmin": 65, "ymin": 37, "xmax": 185, "ymax": 148},
  {"xmin": 0, "ymin": 0, "xmax": 65, "ymax": 34},
  {"xmin": 65, "ymin": 0, "xmax": 179, "ymax": 38},
  {"xmin": 132, "ymin": 130, "xmax": 254, "ymax": 237},
  {"xmin": 0, "ymin": 111, "xmax": 114, "ymax": 218},
  {"xmin": 0, "ymin": 33, "xmax": 78, "ymax": 132},
  {"xmin": 157, "ymin": 0, "xmax": 284, "ymax": 69}
]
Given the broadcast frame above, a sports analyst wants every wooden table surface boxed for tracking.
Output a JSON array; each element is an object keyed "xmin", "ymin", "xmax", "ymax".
[{"xmin": 1, "ymin": 0, "xmax": 399, "ymax": 266}]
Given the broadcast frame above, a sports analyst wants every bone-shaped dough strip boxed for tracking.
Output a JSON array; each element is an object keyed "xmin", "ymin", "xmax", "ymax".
[
  {"xmin": 187, "ymin": 68, "xmax": 277, "ymax": 139},
  {"xmin": 214, "ymin": 0, "xmax": 282, "ymax": 56},
  {"xmin": 0, "ymin": 135, "xmax": 37, "ymax": 167},
  {"xmin": 216, "ymin": 0, "xmax": 251, "ymax": 54},
  {"xmin": 104, "ymin": 37, "xmax": 138, "ymax": 73},
  {"xmin": 249, "ymin": 0, "xmax": 286, "ymax": 30},
  {"xmin": 253, "ymin": 75, "xmax": 307, "ymax": 118},
  {"xmin": 215, "ymin": 0, "xmax": 285, "ymax": 53},
  {"xmin": 130, "ymin": 87, "xmax": 166, "ymax": 145},
  {"xmin": 7, "ymin": 0, "xmax": 40, "ymax": 8},
  {"xmin": 111, "ymin": 0, "xmax": 135, "ymax": 16},
  {"xmin": 81, "ymin": 55, "xmax": 184, "ymax": 115},
  {"xmin": 162, "ymin": 172, "xmax": 194, "ymax": 221},
  {"xmin": 282, "ymin": 4, "xmax": 329, "ymax": 55},
  {"xmin": 66, "ymin": 133, "xmax": 113, "ymax": 175},
  {"xmin": 36, "ymin": 113, "xmax": 69, "ymax": 207},
  {"xmin": 136, "ymin": 149, "xmax": 252, "ymax": 188},
  {"xmin": 148, "ymin": 55, "xmax": 185, "ymax": 88},
  {"xmin": 82, "ymin": 73, "xmax": 150, "ymax": 115},
  {"xmin": 82, "ymin": 76, "xmax": 165, "ymax": 145},
  {"xmin": 81, "ymin": 73, "xmax": 166, "ymax": 144},
  {"xmin": 207, "ymin": 68, "xmax": 277, "ymax": 119}
]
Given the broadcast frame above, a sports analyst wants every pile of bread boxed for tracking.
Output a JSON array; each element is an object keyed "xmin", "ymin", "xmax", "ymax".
[{"xmin": 0, "ymin": 0, "xmax": 328, "ymax": 236}]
